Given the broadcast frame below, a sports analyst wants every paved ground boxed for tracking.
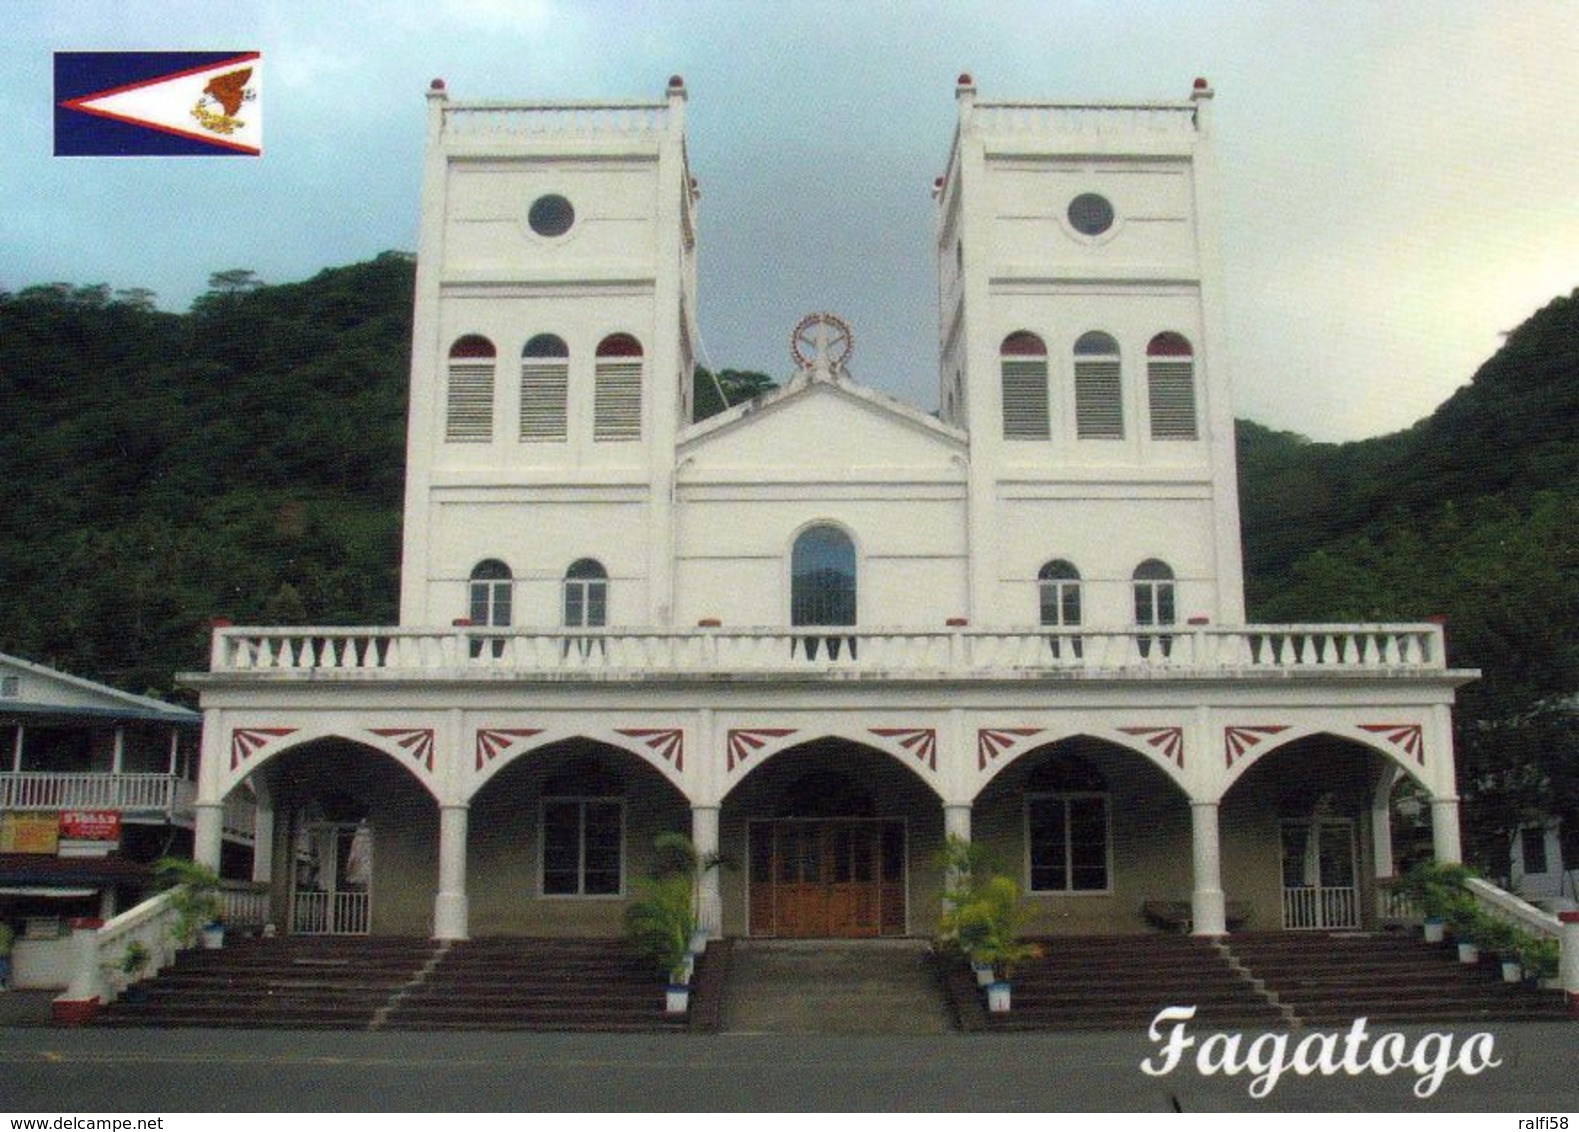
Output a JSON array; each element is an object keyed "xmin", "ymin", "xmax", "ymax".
[
  {"xmin": 721, "ymin": 940, "xmax": 952, "ymax": 1035},
  {"xmin": 0, "ymin": 1022, "xmax": 1575, "ymax": 1111}
]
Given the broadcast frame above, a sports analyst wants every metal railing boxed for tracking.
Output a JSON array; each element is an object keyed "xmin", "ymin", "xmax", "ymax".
[
  {"xmin": 290, "ymin": 891, "xmax": 370, "ymax": 936},
  {"xmin": 1282, "ymin": 884, "xmax": 1360, "ymax": 930}
]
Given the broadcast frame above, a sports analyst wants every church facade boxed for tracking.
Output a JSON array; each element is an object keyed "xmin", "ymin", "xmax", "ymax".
[{"xmin": 183, "ymin": 76, "xmax": 1473, "ymax": 944}]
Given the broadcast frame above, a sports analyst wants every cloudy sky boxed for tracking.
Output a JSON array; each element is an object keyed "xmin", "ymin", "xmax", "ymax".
[{"xmin": 5, "ymin": 0, "xmax": 1577, "ymax": 441}]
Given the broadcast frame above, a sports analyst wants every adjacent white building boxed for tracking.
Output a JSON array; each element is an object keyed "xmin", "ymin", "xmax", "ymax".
[{"xmin": 183, "ymin": 76, "xmax": 1475, "ymax": 945}]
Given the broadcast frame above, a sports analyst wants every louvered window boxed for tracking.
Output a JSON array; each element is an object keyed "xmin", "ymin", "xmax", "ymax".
[
  {"xmin": 1147, "ymin": 333, "xmax": 1197, "ymax": 440},
  {"xmin": 445, "ymin": 335, "xmax": 496, "ymax": 443},
  {"xmin": 1000, "ymin": 331, "xmax": 1049, "ymax": 440},
  {"xmin": 593, "ymin": 333, "xmax": 644, "ymax": 442},
  {"xmin": 1074, "ymin": 331, "xmax": 1123, "ymax": 440},
  {"xmin": 520, "ymin": 334, "xmax": 569, "ymax": 442}
]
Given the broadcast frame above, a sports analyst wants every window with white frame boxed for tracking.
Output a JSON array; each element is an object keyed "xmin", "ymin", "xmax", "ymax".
[
  {"xmin": 540, "ymin": 760, "xmax": 624, "ymax": 896},
  {"xmin": 1037, "ymin": 559, "xmax": 1081, "ymax": 628},
  {"xmin": 1132, "ymin": 559, "xmax": 1176, "ymax": 627},
  {"xmin": 563, "ymin": 559, "xmax": 608, "ymax": 628},
  {"xmin": 1073, "ymin": 331, "xmax": 1123, "ymax": 439},
  {"xmin": 468, "ymin": 559, "xmax": 511, "ymax": 658},
  {"xmin": 1000, "ymin": 331, "xmax": 1050, "ymax": 440},
  {"xmin": 1025, "ymin": 755, "xmax": 1109, "ymax": 892}
]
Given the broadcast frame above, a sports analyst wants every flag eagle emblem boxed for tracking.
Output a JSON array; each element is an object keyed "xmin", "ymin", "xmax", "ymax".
[{"xmin": 55, "ymin": 51, "xmax": 262, "ymax": 156}]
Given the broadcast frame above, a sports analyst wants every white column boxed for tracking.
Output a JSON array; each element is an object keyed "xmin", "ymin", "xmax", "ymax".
[
  {"xmin": 110, "ymin": 727, "xmax": 124, "ymax": 775},
  {"xmin": 1190, "ymin": 801, "xmax": 1227, "ymax": 936},
  {"xmin": 1371, "ymin": 763, "xmax": 1400, "ymax": 880},
  {"xmin": 251, "ymin": 785, "xmax": 275, "ymax": 884},
  {"xmin": 692, "ymin": 805, "xmax": 722, "ymax": 939},
  {"xmin": 13, "ymin": 723, "xmax": 23, "ymax": 772},
  {"xmin": 1558, "ymin": 911, "xmax": 1579, "ymax": 1014},
  {"xmin": 434, "ymin": 803, "xmax": 469, "ymax": 941},
  {"xmin": 193, "ymin": 804, "xmax": 224, "ymax": 871},
  {"xmin": 944, "ymin": 804, "xmax": 971, "ymax": 844},
  {"xmin": 1430, "ymin": 795, "xmax": 1463, "ymax": 865}
]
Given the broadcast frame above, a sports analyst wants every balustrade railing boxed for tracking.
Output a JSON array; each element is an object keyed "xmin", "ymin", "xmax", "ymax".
[
  {"xmin": 1282, "ymin": 884, "xmax": 1360, "ymax": 930},
  {"xmin": 0, "ymin": 772, "xmax": 182, "ymax": 813},
  {"xmin": 444, "ymin": 101, "xmax": 671, "ymax": 138},
  {"xmin": 291, "ymin": 890, "xmax": 371, "ymax": 936},
  {"xmin": 0, "ymin": 773, "xmax": 254, "ymax": 839},
  {"xmin": 208, "ymin": 623, "xmax": 1447, "ymax": 679},
  {"xmin": 973, "ymin": 101, "xmax": 1199, "ymax": 138}
]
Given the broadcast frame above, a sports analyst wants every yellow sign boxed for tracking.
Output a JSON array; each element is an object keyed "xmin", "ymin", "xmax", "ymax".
[{"xmin": 0, "ymin": 812, "xmax": 60, "ymax": 854}]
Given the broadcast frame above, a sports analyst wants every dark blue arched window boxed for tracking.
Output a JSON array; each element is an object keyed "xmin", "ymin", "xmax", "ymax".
[{"xmin": 791, "ymin": 526, "xmax": 856, "ymax": 627}]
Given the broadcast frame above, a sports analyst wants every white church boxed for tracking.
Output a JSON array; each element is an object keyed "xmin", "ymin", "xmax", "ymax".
[{"xmin": 182, "ymin": 75, "xmax": 1474, "ymax": 946}]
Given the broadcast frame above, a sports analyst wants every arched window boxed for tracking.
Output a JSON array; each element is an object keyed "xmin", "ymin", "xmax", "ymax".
[
  {"xmin": 520, "ymin": 334, "xmax": 569, "ymax": 442},
  {"xmin": 468, "ymin": 559, "xmax": 511, "ymax": 659},
  {"xmin": 1147, "ymin": 332, "xmax": 1198, "ymax": 440},
  {"xmin": 791, "ymin": 525, "xmax": 856, "ymax": 627},
  {"xmin": 1000, "ymin": 331, "xmax": 1049, "ymax": 440},
  {"xmin": 1132, "ymin": 559, "xmax": 1176, "ymax": 627},
  {"xmin": 1073, "ymin": 331, "xmax": 1123, "ymax": 439},
  {"xmin": 469, "ymin": 559, "xmax": 512, "ymax": 627},
  {"xmin": 593, "ymin": 333, "xmax": 643, "ymax": 441},
  {"xmin": 1133, "ymin": 558, "xmax": 1176, "ymax": 659},
  {"xmin": 1038, "ymin": 560, "xmax": 1081, "ymax": 628},
  {"xmin": 1026, "ymin": 754, "xmax": 1110, "ymax": 892},
  {"xmin": 563, "ymin": 558, "xmax": 608, "ymax": 628},
  {"xmin": 446, "ymin": 335, "xmax": 497, "ymax": 442}
]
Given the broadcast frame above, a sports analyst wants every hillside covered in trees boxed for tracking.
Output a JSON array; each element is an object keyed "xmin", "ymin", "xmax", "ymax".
[{"xmin": 2, "ymin": 259, "xmax": 1576, "ymax": 862}]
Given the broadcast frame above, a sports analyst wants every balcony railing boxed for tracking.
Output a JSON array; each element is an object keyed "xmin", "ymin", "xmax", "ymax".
[
  {"xmin": 205, "ymin": 623, "xmax": 1448, "ymax": 679},
  {"xmin": 0, "ymin": 772, "xmax": 185, "ymax": 813},
  {"xmin": 0, "ymin": 772, "xmax": 255, "ymax": 839}
]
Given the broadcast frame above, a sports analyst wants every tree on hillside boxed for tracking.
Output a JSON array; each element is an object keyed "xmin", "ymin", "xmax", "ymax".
[{"xmin": 693, "ymin": 366, "xmax": 777, "ymax": 421}]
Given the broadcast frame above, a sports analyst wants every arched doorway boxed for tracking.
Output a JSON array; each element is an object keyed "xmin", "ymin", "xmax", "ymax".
[
  {"xmin": 256, "ymin": 737, "xmax": 438, "ymax": 937},
  {"xmin": 749, "ymin": 769, "xmax": 906, "ymax": 938},
  {"xmin": 291, "ymin": 792, "xmax": 373, "ymax": 935},
  {"xmin": 1223, "ymin": 733, "xmax": 1422, "ymax": 931},
  {"xmin": 724, "ymin": 738, "xmax": 940, "ymax": 939}
]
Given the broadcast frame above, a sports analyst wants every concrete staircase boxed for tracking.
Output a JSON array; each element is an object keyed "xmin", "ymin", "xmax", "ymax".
[
  {"xmin": 94, "ymin": 936, "xmax": 438, "ymax": 1030},
  {"xmin": 1224, "ymin": 931, "xmax": 1573, "ymax": 1026},
  {"xmin": 946, "ymin": 934, "xmax": 1285, "ymax": 1032},
  {"xmin": 93, "ymin": 936, "xmax": 698, "ymax": 1032},
  {"xmin": 721, "ymin": 939, "xmax": 953, "ymax": 1034},
  {"xmin": 384, "ymin": 937, "xmax": 691, "ymax": 1031}
]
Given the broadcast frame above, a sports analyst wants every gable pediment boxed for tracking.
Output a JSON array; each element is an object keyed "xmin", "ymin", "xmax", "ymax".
[{"xmin": 678, "ymin": 376, "xmax": 966, "ymax": 481}]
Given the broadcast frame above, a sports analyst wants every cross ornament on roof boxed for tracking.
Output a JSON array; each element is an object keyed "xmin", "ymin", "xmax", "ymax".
[{"xmin": 791, "ymin": 312, "xmax": 854, "ymax": 380}]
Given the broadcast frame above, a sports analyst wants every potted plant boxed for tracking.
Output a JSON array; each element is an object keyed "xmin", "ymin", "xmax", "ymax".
[
  {"xmin": 119, "ymin": 940, "xmax": 152, "ymax": 1002},
  {"xmin": 624, "ymin": 836, "xmax": 699, "ymax": 1014},
  {"xmin": 153, "ymin": 857, "xmax": 224, "ymax": 952},
  {"xmin": 1391, "ymin": 861, "xmax": 1473, "ymax": 945},
  {"xmin": 648, "ymin": 831, "xmax": 729, "ymax": 957},
  {"xmin": 953, "ymin": 873, "xmax": 1042, "ymax": 1013},
  {"xmin": 1517, "ymin": 935, "xmax": 1560, "ymax": 989},
  {"xmin": 0, "ymin": 921, "xmax": 14, "ymax": 991},
  {"xmin": 1473, "ymin": 917, "xmax": 1521, "ymax": 981}
]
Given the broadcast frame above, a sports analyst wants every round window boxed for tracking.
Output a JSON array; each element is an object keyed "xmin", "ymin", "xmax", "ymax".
[
  {"xmin": 528, "ymin": 194, "xmax": 575, "ymax": 237},
  {"xmin": 1068, "ymin": 193, "xmax": 1115, "ymax": 237}
]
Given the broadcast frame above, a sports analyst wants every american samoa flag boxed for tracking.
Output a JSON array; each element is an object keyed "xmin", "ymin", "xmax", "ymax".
[{"xmin": 55, "ymin": 51, "xmax": 261, "ymax": 157}]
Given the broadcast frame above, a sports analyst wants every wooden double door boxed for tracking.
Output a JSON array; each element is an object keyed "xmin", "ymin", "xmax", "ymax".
[{"xmin": 749, "ymin": 819, "xmax": 906, "ymax": 937}]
